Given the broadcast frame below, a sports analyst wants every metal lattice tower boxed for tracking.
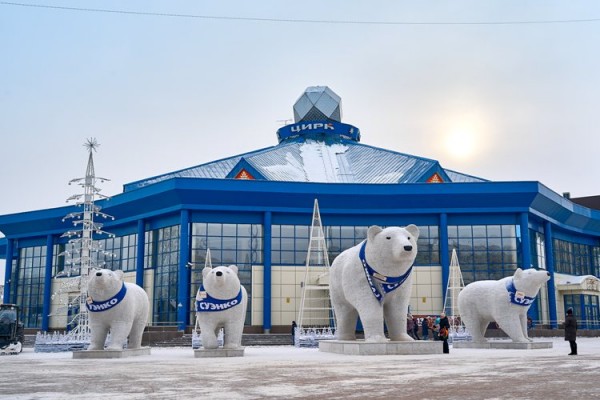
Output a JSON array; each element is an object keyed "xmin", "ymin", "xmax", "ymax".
[
  {"xmin": 58, "ymin": 138, "xmax": 115, "ymax": 341},
  {"xmin": 443, "ymin": 249, "xmax": 466, "ymax": 333},
  {"xmin": 297, "ymin": 199, "xmax": 336, "ymax": 331}
]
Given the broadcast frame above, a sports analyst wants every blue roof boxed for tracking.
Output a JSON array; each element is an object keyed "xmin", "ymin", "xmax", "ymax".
[{"xmin": 124, "ymin": 136, "xmax": 486, "ymax": 191}]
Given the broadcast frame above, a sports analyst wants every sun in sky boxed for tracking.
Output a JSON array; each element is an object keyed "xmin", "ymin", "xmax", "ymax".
[
  {"xmin": 443, "ymin": 128, "xmax": 478, "ymax": 160},
  {"xmin": 436, "ymin": 111, "xmax": 489, "ymax": 163}
]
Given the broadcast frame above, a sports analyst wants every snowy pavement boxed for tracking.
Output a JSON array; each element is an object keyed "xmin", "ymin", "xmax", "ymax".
[{"xmin": 1, "ymin": 337, "xmax": 598, "ymax": 400}]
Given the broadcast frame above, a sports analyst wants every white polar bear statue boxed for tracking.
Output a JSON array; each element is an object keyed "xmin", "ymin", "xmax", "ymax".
[
  {"xmin": 330, "ymin": 225, "xmax": 419, "ymax": 342},
  {"xmin": 195, "ymin": 265, "xmax": 248, "ymax": 349},
  {"xmin": 86, "ymin": 269, "xmax": 149, "ymax": 351},
  {"xmin": 458, "ymin": 268, "xmax": 550, "ymax": 343}
]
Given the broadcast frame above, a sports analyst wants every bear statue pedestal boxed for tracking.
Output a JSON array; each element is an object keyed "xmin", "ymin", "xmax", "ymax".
[
  {"xmin": 452, "ymin": 341, "xmax": 553, "ymax": 350},
  {"xmin": 319, "ymin": 340, "xmax": 442, "ymax": 356},
  {"xmin": 194, "ymin": 348, "xmax": 245, "ymax": 358},
  {"xmin": 73, "ymin": 347, "xmax": 151, "ymax": 359}
]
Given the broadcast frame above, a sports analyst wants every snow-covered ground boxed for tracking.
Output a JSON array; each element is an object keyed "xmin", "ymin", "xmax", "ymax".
[{"xmin": 1, "ymin": 337, "xmax": 598, "ymax": 400}]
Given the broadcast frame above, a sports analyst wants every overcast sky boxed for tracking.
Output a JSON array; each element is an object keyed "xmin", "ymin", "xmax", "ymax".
[{"xmin": 1, "ymin": 1, "xmax": 599, "ymax": 222}]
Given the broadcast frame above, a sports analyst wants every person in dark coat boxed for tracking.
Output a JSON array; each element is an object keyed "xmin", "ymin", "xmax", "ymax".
[
  {"xmin": 439, "ymin": 312, "xmax": 450, "ymax": 354},
  {"xmin": 407, "ymin": 315, "xmax": 417, "ymax": 339},
  {"xmin": 291, "ymin": 321, "xmax": 298, "ymax": 345},
  {"xmin": 412, "ymin": 316, "xmax": 421, "ymax": 340},
  {"xmin": 564, "ymin": 308, "xmax": 577, "ymax": 355},
  {"xmin": 422, "ymin": 317, "xmax": 429, "ymax": 340}
]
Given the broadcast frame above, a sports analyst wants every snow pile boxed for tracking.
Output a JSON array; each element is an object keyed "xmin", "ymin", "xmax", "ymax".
[{"xmin": 264, "ymin": 141, "xmax": 349, "ymax": 183}]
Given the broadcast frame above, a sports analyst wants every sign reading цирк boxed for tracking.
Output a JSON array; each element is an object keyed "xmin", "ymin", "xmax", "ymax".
[{"xmin": 276, "ymin": 121, "xmax": 361, "ymax": 143}]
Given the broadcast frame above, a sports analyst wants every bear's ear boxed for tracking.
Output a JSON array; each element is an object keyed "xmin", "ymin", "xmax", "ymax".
[
  {"xmin": 514, "ymin": 268, "xmax": 523, "ymax": 278},
  {"xmin": 114, "ymin": 270, "xmax": 124, "ymax": 280},
  {"xmin": 367, "ymin": 225, "xmax": 383, "ymax": 242},
  {"xmin": 229, "ymin": 265, "xmax": 239, "ymax": 275},
  {"xmin": 202, "ymin": 266, "xmax": 212, "ymax": 279},
  {"xmin": 405, "ymin": 224, "xmax": 420, "ymax": 240}
]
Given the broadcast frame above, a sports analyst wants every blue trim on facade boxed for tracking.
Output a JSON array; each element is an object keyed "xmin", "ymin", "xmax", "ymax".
[
  {"xmin": 136, "ymin": 219, "xmax": 145, "ymax": 288},
  {"xmin": 3, "ymin": 239, "xmax": 13, "ymax": 303},
  {"xmin": 177, "ymin": 210, "xmax": 190, "ymax": 330},
  {"xmin": 440, "ymin": 213, "xmax": 450, "ymax": 307},
  {"xmin": 263, "ymin": 211, "xmax": 272, "ymax": 332},
  {"xmin": 0, "ymin": 237, "xmax": 6, "ymax": 259},
  {"xmin": 544, "ymin": 221, "xmax": 558, "ymax": 328},
  {"xmin": 190, "ymin": 211, "xmax": 264, "ymax": 224},
  {"xmin": 41, "ymin": 235, "xmax": 53, "ymax": 331},
  {"xmin": 2, "ymin": 180, "xmax": 600, "ymax": 240}
]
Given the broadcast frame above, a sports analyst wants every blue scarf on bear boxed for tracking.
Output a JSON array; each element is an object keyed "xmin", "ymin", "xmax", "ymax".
[
  {"xmin": 86, "ymin": 283, "xmax": 127, "ymax": 312},
  {"xmin": 195, "ymin": 285, "xmax": 243, "ymax": 312},
  {"xmin": 506, "ymin": 279, "xmax": 536, "ymax": 306},
  {"xmin": 359, "ymin": 241, "xmax": 413, "ymax": 304}
]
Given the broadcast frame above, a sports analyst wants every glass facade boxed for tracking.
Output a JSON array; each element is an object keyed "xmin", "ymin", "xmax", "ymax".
[
  {"xmin": 415, "ymin": 225, "xmax": 440, "ymax": 265},
  {"xmin": 12, "ymin": 246, "xmax": 46, "ymax": 328},
  {"xmin": 554, "ymin": 239, "xmax": 593, "ymax": 276},
  {"xmin": 448, "ymin": 224, "xmax": 519, "ymax": 284},
  {"xmin": 96, "ymin": 233, "xmax": 138, "ymax": 272},
  {"xmin": 272, "ymin": 224, "xmax": 440, "ymax": 266},
  {"xmin": 594, "ymin": 247, "xmax": 600, "ymax": 278},
  {"xmin": 5, "ymin": 216, "xmax": 599, "ymax": 330},
  {"xmin": 563, "ymin": 294, "xmax": 600, "ymax": 329},
  {"xmin": 51, "ymin": 234, "xmax": 138, "ymax": 276},
  {"xmin": 531, "ymin": 231, "xmax": 547, "ymax": 270},
  {"xmin": 152, "ymin": 225, "xmax": 180, "ymax": 324},
  {"xmin": 190, "ymin": 223, "xmax": 263, "ymax": 325}
]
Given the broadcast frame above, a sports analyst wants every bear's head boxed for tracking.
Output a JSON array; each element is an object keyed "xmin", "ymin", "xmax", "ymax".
[
  {"xmin": 202, "ymin": 265, "xmax": 241, "ymax": 299},
  {"xmin": 512, "ymin": 268, "xmax": 550, "ymax": 296},
  {"xmin": 87, "ymin": 268, "xmax": 124, "ymax": 301},
  {"xmin": 365, "ymin": 225, "xmax": 419, "ymax": 276}
]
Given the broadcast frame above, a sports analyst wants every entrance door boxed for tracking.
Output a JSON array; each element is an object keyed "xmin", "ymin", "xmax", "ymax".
[{"xmin": 583, "ymin": 295, "xmax": 600, "ymax": 329}]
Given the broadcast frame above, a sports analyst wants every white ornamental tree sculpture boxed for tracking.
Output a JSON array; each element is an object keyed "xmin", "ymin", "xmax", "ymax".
[
  {"xmin": 296, "ymin": 199, "xmax": 336, "ymax": 346},
  {"xmin": 36, "ymin": 138, "xmax": 115, "ymax": 351}
]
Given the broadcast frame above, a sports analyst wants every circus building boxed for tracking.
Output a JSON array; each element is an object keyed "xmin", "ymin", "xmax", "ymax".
[{"xmin": 1, "ymin": 86, "xmax": 600, "ymax": 333}]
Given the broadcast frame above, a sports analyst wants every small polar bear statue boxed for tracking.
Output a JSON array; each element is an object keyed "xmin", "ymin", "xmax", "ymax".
[
  {"xmin": 86, "ymin": 268, "xmax": 149, "ymax": 351},
  {"xmin": 458, "ymin": 268, "xmax": 550, "ymax": 343},
  {"xmin": 195, "ymin": 265, "xmax": 248, "ymax": 349},
  {"xmin": 330, "ymin": 225, "xmax": 419, "ymax": 342}
]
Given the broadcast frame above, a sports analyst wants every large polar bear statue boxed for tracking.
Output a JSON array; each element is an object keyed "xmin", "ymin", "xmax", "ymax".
[
  {"xmin": 458, "ymin": 268, "xmax": 550, "ymax": 343},
  {"xmin": 195, "ymin": 265, "xmax": 248, "ymax": 349},
  {"xmin": 86, "ymin": 269, "xmax": 149, "ymax": 351},
  {"xmin": 330, "ymin": 225, "xmax": 419, "ymax": 342}
]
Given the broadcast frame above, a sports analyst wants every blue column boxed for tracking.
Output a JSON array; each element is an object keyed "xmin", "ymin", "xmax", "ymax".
[
  {"xmin": 519, "ymin": 213, "xmax": 539, "ymax": 318},
  {"xmin": 544, "ymin": 221, "xmax": 558, "ymax": 328},
  {"xmin": 136, "ymin": 219, "xmax": 145, "ymax": 288},
  {"xmin": 42, "ymin": 235, "xmax": 54, "ymax": 332},
  {"xmin": 3, "ymin": 239, "xmax": 14, "ymax": 304},
  {"xmin": 177, "ymin": 210, "xmax": 190, "ymax": 331},
  {"xmin": 263, "ymin": 211, "xmax": 272, "ymax": 333},
  {"xmin": 439, "ymin": 213, "xmax": 449, "ymax": 309}
]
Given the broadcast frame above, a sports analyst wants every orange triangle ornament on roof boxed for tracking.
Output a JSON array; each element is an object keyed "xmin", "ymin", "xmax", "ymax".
[
  {"xmin": 426, "ymin": 173, "xmax": 444, "ymax": 183},
  {"xmin": 235, "ymin": 169, "xmax": 255, "ymax": 180}
]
